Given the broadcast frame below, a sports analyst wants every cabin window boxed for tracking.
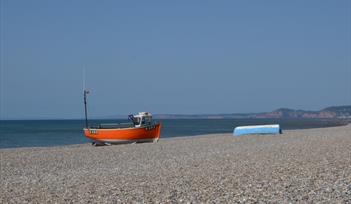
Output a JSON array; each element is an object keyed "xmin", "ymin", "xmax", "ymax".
[
  {"xmin": 134, "ymin": 117, "xmax": 141, "ymax": 125},
  {"xmin": 141, "ymin": 116, "xmax": 152, "ymax": 125},
  {"xmin": 147, "ymin": 117, "xmax": 152, "ymax": 124}
]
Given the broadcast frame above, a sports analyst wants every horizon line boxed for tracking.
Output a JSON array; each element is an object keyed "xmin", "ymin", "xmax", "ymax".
[{"xmin": 1, "ymin": 104, "xmax": 350, "ymax": 121}]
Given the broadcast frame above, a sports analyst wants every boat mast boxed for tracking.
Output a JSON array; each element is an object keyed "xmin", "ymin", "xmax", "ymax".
[
  {"xmin": 82, "ymin": 66, "xmax": 90, "ymax": 128},
  {"xmin": 84, "ymin": 90, "xmax": 90, "ymax": 128}
]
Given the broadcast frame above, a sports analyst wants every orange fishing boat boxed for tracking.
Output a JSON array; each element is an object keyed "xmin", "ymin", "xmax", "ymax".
[{"xmin": 82, "ymin": 91, "xmax": 161, "ymax": 146}]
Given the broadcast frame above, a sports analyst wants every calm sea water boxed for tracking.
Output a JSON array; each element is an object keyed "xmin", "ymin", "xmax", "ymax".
[{"xmin": 0, "ymin": 119, "xmax": 344, "ymax": 149}]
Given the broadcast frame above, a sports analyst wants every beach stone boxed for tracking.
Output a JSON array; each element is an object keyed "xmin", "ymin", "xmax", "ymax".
[{"xmin": 0, "ymin": 125, "xmax": 351, "ymax": 203}]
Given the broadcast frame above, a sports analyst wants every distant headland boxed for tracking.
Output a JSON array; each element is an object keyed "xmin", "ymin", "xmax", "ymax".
[{"xmin": 152, "ymin": 105, "xmax": 351, "ymax": 119}]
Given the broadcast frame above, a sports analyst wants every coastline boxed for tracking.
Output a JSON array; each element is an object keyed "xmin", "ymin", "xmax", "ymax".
[
  {"xmin": 1, "ymin": 120, "xmax": 349, "ymax": 150},
  {"xmin": 1, "ymin": 118, "xmax": 348, "ymax": 149},
  {"xmin": 1, "ymin": 125, "xmax": 351, "ymax": 202}
]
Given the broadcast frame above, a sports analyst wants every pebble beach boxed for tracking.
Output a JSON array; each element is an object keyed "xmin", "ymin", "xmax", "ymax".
[{"xmin": 1, "ymin": 125, "xmax": 351, "ymax": 203}]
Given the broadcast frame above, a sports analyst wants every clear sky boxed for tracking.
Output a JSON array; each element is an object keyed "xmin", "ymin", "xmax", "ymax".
[{"xmin": 1, "ymin": 0, "xmax": 350, "ymax": 119}]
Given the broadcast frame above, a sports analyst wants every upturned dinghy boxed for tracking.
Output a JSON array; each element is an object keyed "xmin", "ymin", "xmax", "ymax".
[{"xmin": 233, "ymin": 124, "xmax": 282, "ymax": 136}]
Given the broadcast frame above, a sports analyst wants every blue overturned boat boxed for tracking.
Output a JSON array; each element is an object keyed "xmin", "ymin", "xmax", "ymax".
[{"xmin": 233, "ymin": 124, "xmax": 282, "ymax": 136}]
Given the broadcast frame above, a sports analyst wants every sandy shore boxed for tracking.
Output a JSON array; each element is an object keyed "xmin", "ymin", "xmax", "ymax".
[{"xmin": 1, "ymin": 125, "xmax": 351, "ymax": 203}]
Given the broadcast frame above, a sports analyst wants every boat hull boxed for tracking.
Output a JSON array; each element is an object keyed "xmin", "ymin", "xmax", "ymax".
[
  {"xmin": 83, "ymin": 123, "xmax": 161, "ymax": 144},
  {"xmin": 233, "ymin": 124, "xmax": 282, "ymax": 136}
]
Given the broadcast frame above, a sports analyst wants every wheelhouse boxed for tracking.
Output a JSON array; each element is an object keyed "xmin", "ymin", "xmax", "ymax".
[{"xmin": 129, "ymin": 112, "xmax": 154, "ymax": 127}]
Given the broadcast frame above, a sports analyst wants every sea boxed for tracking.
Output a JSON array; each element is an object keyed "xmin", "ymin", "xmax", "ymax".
[{"xmin": 0, "ymin": 119, "xmax": 345, "ymax": 149}]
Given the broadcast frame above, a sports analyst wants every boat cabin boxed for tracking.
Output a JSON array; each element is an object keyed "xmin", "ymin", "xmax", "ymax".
[{"xmin": 130, "ymin": 112, "xmax": 153, "ymax": 127}]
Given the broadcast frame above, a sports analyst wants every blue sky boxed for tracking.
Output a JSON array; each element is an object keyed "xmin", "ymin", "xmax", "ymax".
[{"xmin": 1, "ymin": 0, "xmax": 350, "ymax": 119}]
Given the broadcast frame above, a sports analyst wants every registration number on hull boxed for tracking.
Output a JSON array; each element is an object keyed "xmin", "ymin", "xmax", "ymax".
[
  {"xmin": 89, "ymin": 129, "xmax": 98, "ymax": 134},
  {"xmin": 144, "ymin": 125, "xmax": 156, "ymax": 131}
]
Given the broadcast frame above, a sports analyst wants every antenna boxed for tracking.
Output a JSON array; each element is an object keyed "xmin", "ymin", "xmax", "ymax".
[{"xmin": 83, "ymin": 66, "xmax": 86, "ymax": 92}]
